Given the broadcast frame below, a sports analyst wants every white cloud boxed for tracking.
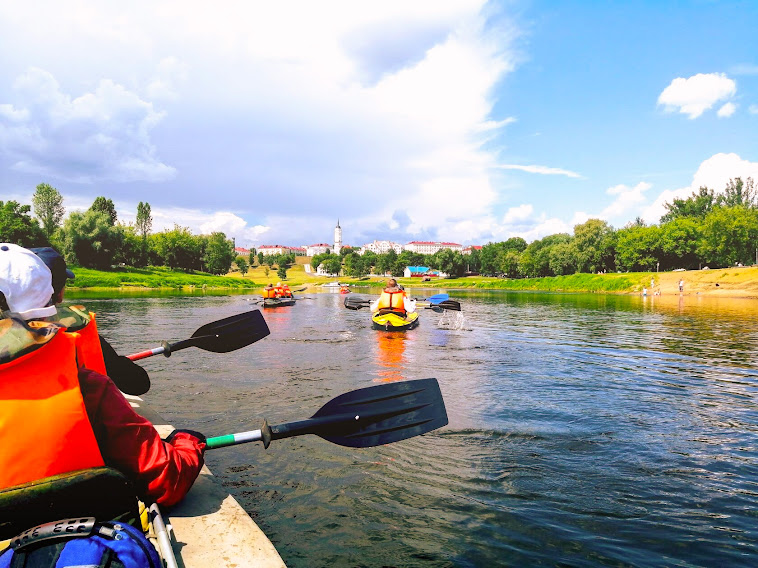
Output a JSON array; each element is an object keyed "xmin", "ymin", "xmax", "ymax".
[
  {"xmin": 657, "ymin": 73, "xmax": 736, "ymax": 119},
  {"xmin": 717, "ymin": 102, "xmax": 736, "ymax": 117},
  {"xmin": 642, "ymin": 153, "xmax": 758, "ymax": 223},
  {"xmin": 0, "ymin": 68, "xmax": 174, "ymax": 183},
  {"xmin": 600, "ymin": 182, "xmax": 651, "ymax": 220},
  {"xmin": 749, "ymin": 104, "xmax": 758, "ymax": 115},
  {"xmin": 494, "ymin": 164, "xmax": 582, "ymax": 178}
]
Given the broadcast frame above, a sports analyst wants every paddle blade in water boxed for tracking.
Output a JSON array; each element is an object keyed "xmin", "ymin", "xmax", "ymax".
[
  {"xmin": 189, "ymin": 310, "xmax": 270, "ymax": 352},
  {"xmin": 344, "ymin": 297, "xmax": 370, "ymax": 310},
  {"xmin": 308, "ymin": 378, "xmax": 448, "ymax": 448}
]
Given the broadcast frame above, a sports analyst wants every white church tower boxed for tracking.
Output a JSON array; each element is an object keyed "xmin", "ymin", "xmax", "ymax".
[{"xmin": 334, "ymin": 219, "xmax": 342, "ymax": 255}]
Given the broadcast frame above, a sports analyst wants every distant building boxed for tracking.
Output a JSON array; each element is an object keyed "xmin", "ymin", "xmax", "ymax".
[
  {"xmin": 334, "ymin": 220, "xmax": 342, "ymax": 255},
  {"xmin": 462, "ymin": 245, "xmax": 482, "ymax": 255},
  {"xmin": 258, "ymin": 245, "xmax": 300, "ymax": 256},
  {"xmin": 359, "ymin": 240, "xmax": 403, "ymax": 255},
  {"xmin": 306, "ymin": 243, "xmax": 331, "ymax": 256},
  {"xmin": 403, "ymin": 266, "xmax": 447, "ymax": 278},
  {"xmin": 405, "ymin": 241, "xmax": 463, "ymax": 254},
  {"xmin": 234, "ymin": 247, "xmax": 251, "ymax": 257}
]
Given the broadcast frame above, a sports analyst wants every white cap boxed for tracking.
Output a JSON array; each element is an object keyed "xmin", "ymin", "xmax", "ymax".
[{"xmin": 0, "ymin": 243, "xmax": 58, "ymax": 320}]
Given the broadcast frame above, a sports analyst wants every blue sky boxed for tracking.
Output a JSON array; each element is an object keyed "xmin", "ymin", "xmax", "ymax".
[{"xmin": 1, "ymin": 0, "xmax": 757, "ymax": 249}]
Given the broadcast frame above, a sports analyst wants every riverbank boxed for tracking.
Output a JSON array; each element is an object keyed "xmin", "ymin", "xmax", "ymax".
[{"xmin": 68, "ymin": 263, "xmax": 758, "ymax": 299}]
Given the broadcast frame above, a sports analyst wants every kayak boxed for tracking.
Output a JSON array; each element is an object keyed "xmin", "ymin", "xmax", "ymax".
[
  {"xmin": 129, "ymin": 395, "xmax": 286, "ymax": 568},
  {"xmin": 371, "ymin": 310, "xmax": 420, "ymax": 331},
  {"xmin": 339, "ymin": 287, "xmax": 350, "ymax": 294},
  {"xmin": 263, "ymin": 297, "xmax": 296, "ymax": 307}
]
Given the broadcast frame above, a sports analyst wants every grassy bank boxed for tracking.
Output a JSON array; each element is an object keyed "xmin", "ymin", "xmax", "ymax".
[
  {"xmin": 68, "ymin": 266, "xmax": 259, "ymax": 290},
  {"xmin": 70, "ymin": 262, "xmax": 758, "ymax": 299}
]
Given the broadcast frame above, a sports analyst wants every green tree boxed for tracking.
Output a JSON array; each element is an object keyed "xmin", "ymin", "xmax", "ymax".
[
  {"xmin": 257, "ymin": 252, "xmax": 264, "ymax": 265},
  {"xmin": 32, "ymin": 183, "xmax": 65, "ymax": 242},
  {"xmin": 152, "ymin": 225, "xmax": 203, "ymax": 271},
  {"xmin": 661, "ymin": 186, "xmax": 715, "ymax": 223},
  {"xmin": 204, "ymin": 232, "xmax": 235, "ymax": 275},
  {"xmin": 0, "ymin": 201, "xmax": 45, "ymax": 246},
  {"xmin": 431, "ymin": 249, "xmax": 465, "ymax": 277},
  {"xmin": 548, "ymin": 242, "xmax": 576, "ymax": 275},
  {"xmin": 375, "ymin": 250, "xmax": 398, "ymax": 276},
  {"xmin": 573, "ymin": 219, "xmax": 616, "ymax": 273},
  {"xmin": 717, "ymin": 177, "xmax": 756, "ymax": 209},
  {"xmin": 236, "ymin": 256, "xmax": 249, "ymax": 275},
  {"xmin": 321, "ymin": 255, "xmax": 342, "ymax": 276},
  {"xmin": 699, "ymin": 206, "xmax": 758, "ymax": 267},
  {"xmin": 615, "ymin": 225, "xmax": 661, "ymax": 271},
  {"xmin": 498, "ymin": 250, "xmax": 521, "ymax": 277},
  {"xmin": 277, "ymin": 265, "xmax": 288, "ymax": 279},
  {"xmin": 89, "ymin": 196, "xmax": 118, "ymax": 225},
  {"xmin": 520, "ymin": 234, "xmax": 572, "ymax": 277},
  {"xmin": 118, "ymin": 225, "xmax": 144, "ymax": 267},
  {"xmin": 659, "ymin": 217, "xmax": 702, "ymax": 270},
  {"xmin": 60, "ymin": 210, "xmax": 125, "ymax": 269},
  {"xmin": 135, "ymin": 201, "xmax": 152, "ymax": 267}
]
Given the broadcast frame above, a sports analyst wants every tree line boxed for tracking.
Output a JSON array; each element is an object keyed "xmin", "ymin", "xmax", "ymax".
[
  {"xmin": 1, "ymin": 184, "xmax": 236, "ymax": 275},
  {"xmin": 314, "ymin": 177, "xmax": 758, "ymax": 278},
  {"xmin": 2, "ymin": 177, "xmax": 755, "ymax": 279}
]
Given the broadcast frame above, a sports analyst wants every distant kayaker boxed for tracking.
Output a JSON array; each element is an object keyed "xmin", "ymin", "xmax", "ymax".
[
  {"xmin": 0, "ymin": 243, "xmax": 206, "ymax": 507},
  {"xmin": 30, "ymin": 246, "xmax": 150, "ymax": 396},
  {"xmin": 370, "ymin": 278, "xmax": 416, "ymax": 316},
  {"xmin": 262, "ymin": 282, "xmax": 276, "ymax": 299}
]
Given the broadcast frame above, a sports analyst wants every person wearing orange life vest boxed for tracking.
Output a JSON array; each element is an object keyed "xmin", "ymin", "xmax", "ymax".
[
  {"xmin": 370, "ymin": 278, "xmax": 416, "ymax": 316},
  {"xmin": 280, "ymin": 283, "xmax": 292, "ymax": 298},
  {"xmin": 274, "ymin": 282, "xmax": 284, "ymax": 298},
  {"xmin": 262, "ymin": 283, "xmax": 276, "ymax": 299},
  {"xmin": 29, "ymin": 247, "xmax": 150, "ymax": 395},
  {"xmin": 0, "ymin": 243, "xmax": 205, "ymax": 506}
]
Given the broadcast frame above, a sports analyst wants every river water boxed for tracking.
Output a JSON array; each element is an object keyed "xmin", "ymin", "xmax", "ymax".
[{"xmin": 71, "ymin": 288, "xmax": 758, "ymax": 567}]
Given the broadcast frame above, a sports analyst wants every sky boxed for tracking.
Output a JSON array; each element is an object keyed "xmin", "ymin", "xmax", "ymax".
[{"xmin": 1, "ymin": 0, "xmax": 757, "ymax": 249}]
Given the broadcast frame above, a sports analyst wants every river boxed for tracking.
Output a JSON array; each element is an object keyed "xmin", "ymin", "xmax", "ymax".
[{"xmin": 71, "ymin": 287, "xmax": 758, "ymax": 567}]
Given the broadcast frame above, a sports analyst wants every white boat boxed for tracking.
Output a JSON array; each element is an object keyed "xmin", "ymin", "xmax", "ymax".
[
  {"xmin": 321, "ymin": 281, "xmax": 343, "ymax": 288},
  {"xmin": 128, "ymin": 395, "xmax": 286, "ymax": 568}
]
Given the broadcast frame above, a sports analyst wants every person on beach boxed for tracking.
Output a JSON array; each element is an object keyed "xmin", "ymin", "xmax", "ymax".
[
  {"xmin": 679, "ymin": 278, "xmax": 684, "ymax": 293},
  {"xmin": 30, "ymin": 246, "xmax": 150, "ymax": 396},
  {"xmin": 370, "ymin": 278, "xmax": 416, "ymax": 316},
  {"xmin": 262, "ymin": 282, "xmax": 276, "ymax": 299},
  {"xmin": 0, "ymin": 243, "xmax": 205, "ymax": 507}
]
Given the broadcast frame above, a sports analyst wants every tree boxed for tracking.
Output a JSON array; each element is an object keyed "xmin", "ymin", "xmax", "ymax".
[
  {"xmin": 659, "ymin": 217, "xmax": 702, "ymax": 270},
  {"xmin": 204, "ymin": 232, "xmax": 235, "ymax": 275},
  {"xmin": 135, "ymin": 201, "xmax": 152, "ymax": 267},
  {"xmin": 89, "ymin": 196, "xmax": 118, "ymax": 225},
  {"xmin": 573, "ymin": 219, "xmax": 616, "ymax": 273},
  {"xmin": 548, "ymin": 242, "xmax": 576, "ymax": 276},
  {"xmin": 32, "ymin": 183, "xmax": 65, "ymax": 242},
  {"xmin": 661, "ymin": 186, "xmax": 715, "ymax": 223},
  {"xmin": 431, "ymin": 249, "xmax": 465, "ymax": 277},
  {"xmin": 718, "ymin": 177, "xmax": 756, "ymax": 209},
  {"xmin": 60, "ymin": 210, "xmax": 125, "ymax": 269},
  {"xmin": 321, "ymin": 255, "xmax": 343, "ymax": 276},
  {"xmin": 0, "ymin": 201, "xmax": 45, "ymax": 246},
  {"xmin": 236, "ymin": 256, "xmax": 249, "ymax": 275},
  {"xmin": 520, "ymin": 234, "xmax": 572, "ymax": 277},
  {"xmin": 699, "ymin": 206, "xmax": 758, "ymax": 267},
  {"xmin": 152, "ymin": 225, "xmax": 203, "ymax": 271},
  {"xmin": 614, "ymin": 225, "xmax": 661, "ymax": 272},
  {"xmin": 277, "ymin": 265, "xmax": 288, "ymax": 280}
]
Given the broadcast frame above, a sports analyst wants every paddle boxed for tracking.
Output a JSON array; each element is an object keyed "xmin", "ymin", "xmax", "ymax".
[
  {"xmin": 427, "ymin": 293, "xmax": 449, "ymax": 304},
  {"xmin": 206, "ymin": 378, "xmax": 447, "ymax": 450},
  {"xmin": 427, "ymin": 300, "xmax": 461, "ymax": 312},
  {"xmin": 126, "ymin": 310, "xmax": 270, "ymax": 361},
  {"xmin": 344, "ymin": 297, "xmax": 371, "ymax": 310}
]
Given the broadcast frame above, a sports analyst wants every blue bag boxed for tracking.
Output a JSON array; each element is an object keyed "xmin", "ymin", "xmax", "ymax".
[{"xmin": 0, "ymin": 517, "xmax": 162, "ymax": 568}]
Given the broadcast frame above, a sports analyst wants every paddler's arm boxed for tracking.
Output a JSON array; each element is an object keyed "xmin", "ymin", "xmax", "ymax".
[{"xmin": 78, "ymin": 368, "xmax": 205, "ymax": 507}]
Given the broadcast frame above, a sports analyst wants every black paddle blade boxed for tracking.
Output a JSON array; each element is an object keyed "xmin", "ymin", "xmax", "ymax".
[
  {"xmin": 184, "ymin": 310, "xmax": 270, "ymax": 353},
  {"xmin": 437, "ymin": 300, "xmax": 461, "ymax": 311},
  {"xmin": 267, "ymin": 378, "xmax": 448, "ymax": 448},
  {"xmin": 344, "ymin": 297, "xmax": 370, "ymax": 310}
]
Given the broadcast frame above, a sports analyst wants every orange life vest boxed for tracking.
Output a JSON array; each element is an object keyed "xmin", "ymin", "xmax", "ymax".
[
  {"xmin": 281, "ymin": 286, "xmax": 292, "ymax": 298},
  {"xmin": 377, "ymin": 289, "xmax": 406, "ymax": 315},
  {"xmin": 69, "ymin": 313, "xmax": 107, "ymax": 375},
  {"xmin": 0, "ymin": 323, "xmax": 104, "ymax": 490},
  {"xmin": 262, "ymin": 287, "xmax": 276, "ymax": 299}
]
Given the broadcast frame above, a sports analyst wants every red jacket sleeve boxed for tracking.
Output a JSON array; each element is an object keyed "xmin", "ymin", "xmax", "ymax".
[{"xmin": 78, "ymin": 368, "xmax": 206, "ymax": 507}]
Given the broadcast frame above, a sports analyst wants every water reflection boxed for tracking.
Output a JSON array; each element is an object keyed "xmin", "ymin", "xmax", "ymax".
[{"xmin": 373, "ymin": 331, "xmax": 409, "ymax": 383}]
